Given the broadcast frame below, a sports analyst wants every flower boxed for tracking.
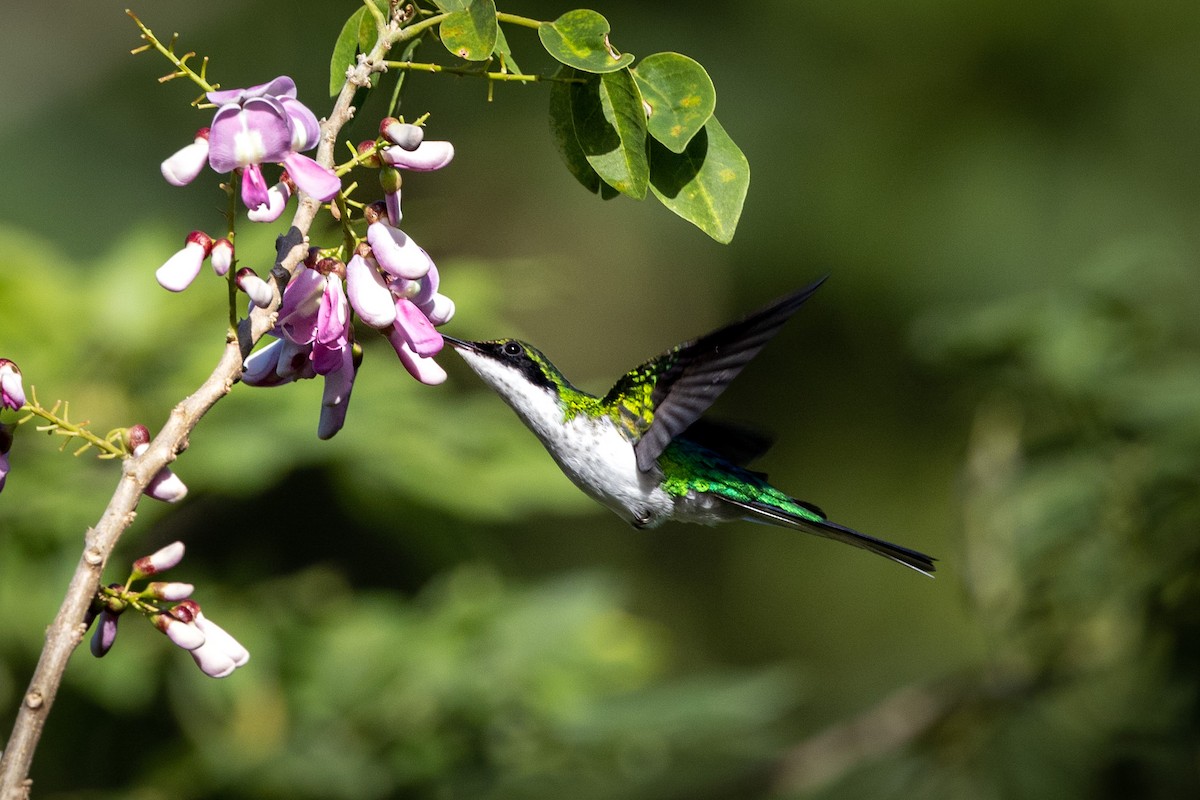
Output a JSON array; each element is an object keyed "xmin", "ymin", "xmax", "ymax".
[
  {"xmin": 345, "ymin": 247, "xmax": 396, "ymax": 329},
  {"xmin": 364, "ymin": 204, "xmax": 434, "ymax": 280},
  {"xmin": 0, "ymin": 359, "xmax": 26, "ymax": 411},
  {"xmin": 128, "ymin": 425, "xmax": 188, "ymax": 503},
  {"xmin": 132, "ymin": 540, "xmax": 186, "ymax": 577},
  {"xmin": 161, "ymin": 128, "xmax": 210, "ymax": 186},
  {"xmin": 162, "ymin": 77, "xmax": 340, "ymax": 216},
  {"xmin": 206, "ymin": 76, "xmax": 339, "ymax": 209},
  {"xmin": 236, "ymin": 268, "xmax": 274, "ymax": 309},
  {"xmin": 90, "ymin": 608, "xmax": 120, "ymax": 658},
  {"xmin": 156, "ymin": 231, "xmax": 215, "ymax": 293},
  {"xmin": 170, "ymin": 600, "xmax": 250, "ymax": 678},
  {"xmin": 210, "ymin": 238, "xmax": 234, "ymax": 277}
]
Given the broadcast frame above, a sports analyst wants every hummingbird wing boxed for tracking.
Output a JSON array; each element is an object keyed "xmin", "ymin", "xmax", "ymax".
[{"xmin": 602, "ymin": 277, "xmax": 828, "ymax": 473}]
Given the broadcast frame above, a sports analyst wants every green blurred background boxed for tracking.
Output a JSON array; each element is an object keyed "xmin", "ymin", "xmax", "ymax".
[{"xmin": 2, "ymin": 1, "xmax": 1199, "ymax": 797}]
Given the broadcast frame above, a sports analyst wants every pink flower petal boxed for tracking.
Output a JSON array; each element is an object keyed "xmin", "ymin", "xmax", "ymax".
[
  {"xmin": 318, "ymin": 347, "xmax": 357, "ymax": 440},
  {"xmin": 346, "ymin": 254, "xmax": 396, "ymax": 328},
  {"xmin": 367, "ymin": 222, "xmax": 432, "ymax": 280},
  {"xmin": 282, "ymin": 152, "xmax": 340, "ymax": 201},
  {"xmin": 280, "ymin": 96, "xmax": 320, "ymax": 151},
  {"xmin": 146, "ymin": 465, "xmax": 188, "ymax": 503},
  {"xmin": 380, "ymin": 140, "xmax": 454, "ymax": 171},
  {"xmin": 240, "ymin": 163, "xmax": 271, "ymax": 210},
  {"xmin": 394, "ymin": 298, "xmax": 444, "ymax": 356},
  {"xmin": 387, "ymin": 330, "xmax": 448, "ymax": 385},
  {"xmin": 207, "ymin": 98, "xmax": 293, "ymax": 171},
  {"xmin": 246, "ymin": 181, "xmax": 291, "ymax": 222}
]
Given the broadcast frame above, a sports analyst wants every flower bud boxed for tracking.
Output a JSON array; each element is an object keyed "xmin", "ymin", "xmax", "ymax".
[
  {"xmin": 156, "ymin": 231, "xmax": 214, "ymax": 293},
  {"xmin": 380, "ymin": 139, "xmax": 454, "ymax": 171},
  {"xmin": 210, "ymin": 238, "xmax": 234, "ymax": 277},
  {"xmin": 0, "ymin": 359, "xmax": 26, "ymax": 411},
  {"xmin": 246, "ymin": 176, "xmax": 292, "ymax": 223},
  {"xmin": 90, "ymin": 609, "xmax": 120, "ymax": 658},
  {"xmin": 236, "ymin": 268, "xmax": 274, "ymax": 309},
  {"xmin": 132, "ymin": 541, "xmax": 185, "ymax": 577},
  {"xmin": 127, "ymin": 423, "xmax": 151, "ymax": 451},
  {"xmin": 161, "ymin": 128, "xmax": 210, "ymax": 187},
  {"xmin": 379, "ymin": 118, "xmax": 423, "ymax": 150},
  {"xmin": 153, "ymin": 612, "xmax": 206, "ymax": 651},
  {"xmin": 356, "ymin": 140, "xmax": 382, "ymax": 169},
  {"xmin": 146, "ymin": 581, "xmax": 195, "ymax": 601}
]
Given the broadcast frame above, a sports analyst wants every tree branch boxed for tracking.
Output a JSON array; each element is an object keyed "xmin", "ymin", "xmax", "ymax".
[{"xmin": 0, "ymin": 17, "xmax": 398, "ymax": 796}]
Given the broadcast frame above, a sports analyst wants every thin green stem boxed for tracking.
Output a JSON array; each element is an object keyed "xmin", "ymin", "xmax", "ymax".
[
  {"xmin": 126, "ymin": 9, "xmax": 217, "ymax": 96},
  {"xmin": 496, "ymin": 12, "xmax": 543, "ymax": 30},
  {"xmin": 382, "ymin": 60, "xmax": 565, "ymax": 83},
  {"xmin": 396, "ymin": 12, "xmax": 448, "ymax": 44},
  {"xmin": 20, "ymin": 390, "xmax": 126, "ymax": 459}
]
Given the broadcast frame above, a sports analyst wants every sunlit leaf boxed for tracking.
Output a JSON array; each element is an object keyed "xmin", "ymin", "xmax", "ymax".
[
  {"xmin": 649, "ymin": 116, "xmax": 748, "ymax": 243},
  {"xmin": 632, "ymin": 52, "xmax": 716, "ymax": 154},
  {"xmin": 571, "ymin": 69, "xmax": 648, "ymax": 199},
  {"xmin": 538, "ymin": 9, "xmax": 634, "ymax": 74},
  {"xmin": 437, "ymin": 0, "xmax": 498, "ymax": 62}
]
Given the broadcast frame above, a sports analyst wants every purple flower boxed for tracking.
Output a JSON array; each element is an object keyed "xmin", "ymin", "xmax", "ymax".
[
  {"xmin": 0, "ymin": 359, "xmax": 26, "ymax": 410},
  {"xmin": 206, "ymin": 76, "xmax": 340, "ymax": 208},
  {"xmin": 90, "ymin": 609, "xmax": 120, "ymax": 658}
]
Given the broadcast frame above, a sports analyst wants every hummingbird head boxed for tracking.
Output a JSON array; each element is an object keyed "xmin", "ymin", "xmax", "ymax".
[{"xmin": 442, "ymin": 335, "xmax": 579, "ymax": 431}]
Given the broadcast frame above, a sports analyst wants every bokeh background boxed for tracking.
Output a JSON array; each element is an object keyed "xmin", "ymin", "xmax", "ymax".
[{"xmin": 2, "ymin": 1, "xmax": 1199, "ymax": 797}]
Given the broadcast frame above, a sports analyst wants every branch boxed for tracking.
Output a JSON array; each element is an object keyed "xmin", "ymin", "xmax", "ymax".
[{"xmin": 0, "ymin": 18, "xmax": 399, "ymax": 797}]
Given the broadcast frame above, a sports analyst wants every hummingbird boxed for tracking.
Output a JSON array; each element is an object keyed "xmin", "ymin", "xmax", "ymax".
[{"xmin": 442, "ymin": 277, "xmax": 935, "ymax": 575}]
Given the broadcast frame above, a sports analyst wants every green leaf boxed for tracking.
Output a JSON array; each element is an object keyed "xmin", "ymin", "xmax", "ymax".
[
  {"xmin": 571, "ymin": 69, "xmax": 649, "ymax": 199},
  {"xmin": 649, "ymin": 117, "xmax": 749, "ymax": 243},
  {"xmin": 438, "ymin": 0, "xmax": 498, "ymax": 62},
  {"xmin": 548, "ymin": 69, "xmax": 618, "ymax": 199},
  {"xmin": 329, "ymin": 3, "xmax": 389, "ymax": 96},
  {"xmin": 492, "ymin": 24, "xmax": 523, "ymax": 76},
  {"xmin": 329, "ymin": 8, "xmax": 366, "ymax": 96},
  {"xmin": 538, "ymin": 9, "xmax": 634, "ymax": 74},
  {"xmin": 633, "ymin": 52, "xmax": 716, "ymax": 154}
]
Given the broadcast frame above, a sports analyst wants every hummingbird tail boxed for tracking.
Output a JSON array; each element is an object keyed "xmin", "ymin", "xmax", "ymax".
[{"xmin": 725, "ymin": 498, "xmax": 936, "ymax": 576}]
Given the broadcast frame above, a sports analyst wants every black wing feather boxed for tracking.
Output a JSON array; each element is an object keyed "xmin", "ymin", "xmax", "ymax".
[{"xmin": 620, "ymin": 277, "xmax": 828, "ymax": 472}]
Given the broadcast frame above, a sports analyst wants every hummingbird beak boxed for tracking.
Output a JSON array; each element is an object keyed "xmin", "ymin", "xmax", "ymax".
[{"xmin": 440, "ymin": 334, "xmax": 481, "ymax": 353}]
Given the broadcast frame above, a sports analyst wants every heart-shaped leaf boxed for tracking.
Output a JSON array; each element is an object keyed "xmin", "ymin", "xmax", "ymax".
[
  {"xmin": 649, "ymin": 117, "xmax": 749, "ymax": 243},
  {"xmin": 633, "ymin": 52, "xmax": 716, "ymax": 154},
  {"xmin": 571, "ymin": 69, "xmax": 649, "ymax": 199},
  {"xmin": 539, "ymin": 10, "xmax": 634, "ymax": 74},
  {"xmin": 439, "ymin": 0, "xmax": 498, "ymax": 62}
]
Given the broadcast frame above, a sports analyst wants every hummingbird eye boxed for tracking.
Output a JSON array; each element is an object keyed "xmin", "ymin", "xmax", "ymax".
[{"xmin": 502, "ymin": 341, "xmax": 523, "ymax": 357}]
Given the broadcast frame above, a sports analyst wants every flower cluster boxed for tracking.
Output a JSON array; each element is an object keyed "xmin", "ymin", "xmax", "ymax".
[
  {"xmin": 240, "ymin": 119, "xmax": 458, "ymax": 438},
  {"xmin": 87, "ymin": 541, "xmax": 249, "ymax": 678},
  {"xmin": 0, "ymin": 359, "xmax": 26, "ymax": 495}
]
